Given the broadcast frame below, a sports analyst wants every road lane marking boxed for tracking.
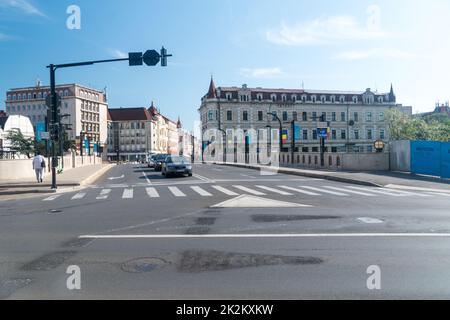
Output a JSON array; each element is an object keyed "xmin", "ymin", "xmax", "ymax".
[
  {"xmin": 193, "ymin": 173, "xmax": 212, "ymax": 182},
  {"xmin": 255, "ymin": 185, "xmax": 293, "ymax": 195},
  {"xmin": 426, "ymin": 192, "xmax": 450, "ymax": 197},
  {"xmin": 302, "ymin": 186, "xmax": 349, "ymax": 196},
  {"xmin": 191, "ymin": 186, "xmax": 212, "ymax": 196},
  {"xmin": 380, "ymin": 188, "xmax": 432, "ymax": 197},
  {"xmin": 278, "ymin": 186, "xmax": 320, "ymax": 196},
  {"xmin": 108, "ymin": 174, "xmax": 124, "ymax": 180},
  {"xmin": 212, "ymin": 185, "xmax": 239, "ymax": 196},
  {"xmin": 122, "ymin": 188, "xmax": 134, "ymax": 199},
  {"xmin": 145, "ymin": 187, "xmax": 160, "ymax": 198},
  {"xmin": 80, "ymin": 233, "xmax": 450, "ymax": 239},
  {"xmin": 240, "ymin": 174, "xmax": 255, "ymax": 178},
  {"xmin": 71, "ymin": 192, "xmax": 86, "ymax": 200},
  {"xmin": 327, "ymin": 186, "xmax": 376, "ymax": 196},
  {"xmin": 346, "ymin": 186, "xmax": 406, "ymax": 197},
  {"xmin": 232, "ymin": 185, "xmax": 266, "ymax": 195},
  {"xmin": 142, "ymin": 171, "xmax": 151, "ymax": 184},
  {"xmin": 357, "ymin": 217, "xmax": 384, "ymax": 224},
  {"xmin": 96, "ymin": 189, "xmax": 111, "ymax": 200},
  {"xmin": 168, "ymin": 186, "xmax": 186, "ymax": 197},
  {"xmin": 43, "ymin": 195, "xmax": 61, "ymax": 201},
  {"xmin": 212, "ymin": 194, "xmax": 312, "ymax": 208}
]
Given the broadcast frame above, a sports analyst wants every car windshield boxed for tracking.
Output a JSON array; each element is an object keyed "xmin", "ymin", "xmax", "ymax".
[{"xmin": 167, "ymin": 156, "xmax": 189, "ymax": 164}]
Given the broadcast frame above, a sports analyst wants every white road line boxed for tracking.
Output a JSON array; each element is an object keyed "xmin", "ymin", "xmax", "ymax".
[
  {"xmin": 357, "ymin": 217, "xmax": 384, "ymax": 224},
  {"xmin": 212, "ymin": 185, "xmax": 239, "ymax": 196},
  {"xmin": 193, "ymin": 173, "xmax": 211, "ymax": 182},
  {"xmin": 346, "ymin": 186, "xmax": 406, "ymax": 197},
  {"xmin": 122, "ymin": 188, "xmax": 134, "ymax": 199},
  {"xmin": 232, "ymin": 185, "xmax": 266, "ymax": 196},
  {"xmin": 256, "ymin": 185, "xmax": 293, "ymax": 195},
  {"xmin": 142, "ymin": 171, "xmax": 151, "ymax": 184},
  {"xmin": 43, "ymin": 194, "xmax": 61, "ymax": 201},
  {"xmin": 191, "ymin": 186, "xmax": 212, "ymax": 196},
  {"xmin": 145, "ymin": 187, "xmax": 160, "ymax": 198},
  {"xmin": 278, "ymin": 186, "xmax": 320, "ymax": 196},
  {"xmin": 71, "ymin": 192, "xmax": 86, "ymax": 200},
  {"xmin": 426, "ymin": 192, "xmax": 450, "ymax": 197},
  {"xmin": 80, "ymin": 233, "xmax": 450, "ymax": 239},
  {"xmin": 380, "ymin": 188, "xmax": 432, "ymax": 197},
  {"xmin": 240, "ymin": 174, "xmax": 255, "ymax": 178},
  {"xmin": 327, "ymin": 186, "xmax": 376, "ymax": 197},
  {"xmin": 168, "ymin": 186, "xmax": 186, "ymax": 197},
  {"xmin": 96, "ymin": 189, "xmax": 111, "ymax": 200},
  {"xmin": 302, "ymin": 186, "xmax": 349, "ymax": 196}
]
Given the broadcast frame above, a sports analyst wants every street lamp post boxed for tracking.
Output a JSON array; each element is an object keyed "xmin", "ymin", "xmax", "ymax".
[
  {"xmin": 267, "ymin": 112, "xmax": 282, "ymax": 163},
  {"xmin": 46, "ymin": 47, "xmax": 171, "ymax": 189}
]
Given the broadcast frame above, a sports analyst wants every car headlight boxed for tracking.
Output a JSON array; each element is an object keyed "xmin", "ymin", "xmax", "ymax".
[{"xmin": 186, "ymin": 165, "xmax": 192, "ymax": 169}]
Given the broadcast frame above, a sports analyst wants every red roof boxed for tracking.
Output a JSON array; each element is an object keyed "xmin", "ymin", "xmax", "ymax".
[{"xmin": 108, "ymin": 107, "xmax": 152, "ymax": 121}]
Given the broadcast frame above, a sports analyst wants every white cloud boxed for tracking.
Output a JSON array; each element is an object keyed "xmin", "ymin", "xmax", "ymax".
[
  {"xmin": 332, "ymin": 48, "xmax": 423, "ymax": 61},
  {"xmin": 240, "ymin": 67, "xmax": 285, "ymax": 78},
  {"xmin": 266, "ymin": 15, "xmax": 387, "ymax": 46},
  {"xmin": 109, "ymin": 49, "xmax": 128, "ymax": 59},
  {"xmin": 0, "ymin": 0, "xmax": 46, "ymax": 17}
]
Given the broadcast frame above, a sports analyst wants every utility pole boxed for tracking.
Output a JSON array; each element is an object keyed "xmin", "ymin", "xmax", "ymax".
[
  {"xmin": 291, "ymin": 120, "xmax": 295, "ymax": 165},
  {"xmin": 46, "ymin": 47, "xmax": 172, "ymax": 189},
  {"xmin": 267, "ymin": 112, "xmax": 282, "ymax": 164}
]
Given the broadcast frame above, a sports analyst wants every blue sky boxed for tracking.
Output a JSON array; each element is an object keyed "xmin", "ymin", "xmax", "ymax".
[{"xmin": 1, "ymin": 0, "xmax": 450, "ymax": 130}]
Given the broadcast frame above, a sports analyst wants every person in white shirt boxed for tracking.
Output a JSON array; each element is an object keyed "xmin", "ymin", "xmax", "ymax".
[{"xmin": 32, "ymin": 152, "xmax": 45, "ymax": 183}]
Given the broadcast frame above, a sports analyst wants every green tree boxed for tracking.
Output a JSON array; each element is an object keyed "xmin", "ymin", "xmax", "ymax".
[
  {"xmin": 386, "ymin": 109, "xmax": 450, "ymax": 142},
  {"xmin": 6, "ymin": 129, "xmax": 35, "ymax": 158}
]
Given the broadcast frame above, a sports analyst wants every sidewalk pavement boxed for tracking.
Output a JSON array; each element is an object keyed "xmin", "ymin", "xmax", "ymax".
[
  {"xmin": 0, "ymin": 163, "xmax": 115, "ymax": 197},
  {"xmin": 212, "ymin": 162, "xmax": 450, "ymax": 192}
]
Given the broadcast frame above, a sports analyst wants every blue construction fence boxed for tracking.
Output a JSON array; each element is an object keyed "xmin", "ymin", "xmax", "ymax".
[{"xmin": 410, "ymin": 141, "xmax": 450, "ymax": 179}]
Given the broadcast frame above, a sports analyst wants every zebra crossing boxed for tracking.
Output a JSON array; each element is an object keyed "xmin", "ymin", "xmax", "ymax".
[{"xmin": 42, "ymin": 184, "xmax": 450, "ymax": 202}]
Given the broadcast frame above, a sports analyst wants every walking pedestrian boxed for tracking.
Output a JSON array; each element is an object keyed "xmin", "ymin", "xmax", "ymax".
[{"xmin": 32, "ymin": 152, "xmax": 45, "ymax": 183}]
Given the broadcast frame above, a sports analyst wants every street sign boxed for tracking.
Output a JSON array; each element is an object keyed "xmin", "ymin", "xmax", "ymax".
[
  {"xmin": 317, "ymin": 128, "xmax": 328, "ymax": 138},
  {"xmin": 143, "ymin": 50, "xmax": 160, "ymax": 66},
  {"xmin": 45, "ymin": 93, "xmax": 61, "ymax": 109},
  {"xmin": 40, "ymin": 132, "xmax": 50, "ymax": 140},
  {"xmin": 128, "ymin": 52, "xmax": 143, "ymax": 66},
  {"xmin": 294, "ymin": 124, "xmax": 301, "ymax": 142}
]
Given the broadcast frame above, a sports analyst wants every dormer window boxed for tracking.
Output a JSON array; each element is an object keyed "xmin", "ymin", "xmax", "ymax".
[
  {"xmin": 330, "ymin": 96, "xmax": 336, "ymax": 103},
  {"xmin": 271, "ymin": 94, "xmax": 277, "ymax": 102},
  {"xmin": 311, "ymin": 95, "xmax": 317, "ymax": 103},
  {"xmin": 281, "ymin": 94, "xmax": 287, "ymax": 102},
  {"xmin": 320, "ymin": 96, "xmax": 326, "ymax": 103},
  {"xmin": 352, "ymin": 96, "xmax": 358, "ymax": 103},
  {"xmin": 226, "ymin": 93, "xmax": 232, "ymax": 101},
  {"xmin": 301, "ymin": 95, "xmax": 307, "ymax": 103},
  {"xmin": 378, "ymin": 96, "xmax": 383, "ymax": 103},
  {"xmin": 257, "ymin": 93, "xmax": 263, "ymax": 101},
  {"xmin": 340, "ymin": 96, "xmax": 345, "ymax": 103},
  {"xmin": 292, "ymin": 95, "xmax": 297, "ymax": 102}
]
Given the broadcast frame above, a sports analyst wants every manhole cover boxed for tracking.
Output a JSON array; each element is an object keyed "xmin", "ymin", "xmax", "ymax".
[{"xmin": 121, "ymin": 257, "xmax": 168, "ymax": 273}]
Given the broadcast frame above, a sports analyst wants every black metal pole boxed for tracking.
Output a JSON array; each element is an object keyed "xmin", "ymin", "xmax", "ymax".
[
  {"xmin": 291, "ymin": 120, "xmax": 295, "ymax": 165},
  {"xmin": 49, "ymin": 65, "xmax": 57, "ymax": 189}
]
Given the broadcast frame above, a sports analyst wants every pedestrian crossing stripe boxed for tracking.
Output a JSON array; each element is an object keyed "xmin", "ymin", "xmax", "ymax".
[{"xmin": 43, "ymin": 185, "xmax": 450, "ymax": 201}]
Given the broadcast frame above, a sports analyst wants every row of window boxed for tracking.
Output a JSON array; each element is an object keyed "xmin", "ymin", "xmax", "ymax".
[
  {"xmin": 81, "ymin": 112, "xmax": 99, "ymax": 122},
  {"xmin": 204, "ymin": 110, "xmax": 385, "ymax": 123},
  {"xmin": 6, "ymin": 103, "xmax": 69, "ymax": 113},
  {"xmin": 82, "ymin": 123, "xmax": 100, "ymax": 132},
  {"xmin": 7, "ymin": 90, "xmax": 70, "ymax": 101},
  {"xmin": 81, "ymin": 101, "xmax": 100, "ymax": 112},
  {"xmin": 78, "ymin": 90, "xmax": 100, "ymax": 101},
  {"xmin": 224, "ymin": 93, "xmax": 386, "ymax": 104}
]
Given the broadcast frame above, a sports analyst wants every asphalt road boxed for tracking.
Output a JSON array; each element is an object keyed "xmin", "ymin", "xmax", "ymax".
[{"xmin": 1, "ymin": 163, "xmax": 450, "ymax": 299}]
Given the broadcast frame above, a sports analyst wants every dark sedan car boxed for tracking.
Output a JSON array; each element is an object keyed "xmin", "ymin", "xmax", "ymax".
[
  {"xmin": 153, "ymin": 154, "xmax": 170, "ymax": 171},
  {"xmin": 161, "ymin": 156, "xmax": 192, "ymax": 177}
]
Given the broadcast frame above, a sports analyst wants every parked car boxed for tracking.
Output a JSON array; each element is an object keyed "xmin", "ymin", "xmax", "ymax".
[
  {"xmin": 154, "ymin": 154, "xmax": 170, "ymax": 171},
  {"xmin": 147, "ymin": 155, "xmax": 157, "ymax": 168},
  {"xmin": 161, "ymin": 156, "xmax": 193, "ymax": 177}
]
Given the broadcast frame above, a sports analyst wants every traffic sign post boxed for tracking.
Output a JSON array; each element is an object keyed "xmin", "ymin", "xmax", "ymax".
[{"xmin": 46, "ymin": 47, "xmax": 172, "ymax": 189}]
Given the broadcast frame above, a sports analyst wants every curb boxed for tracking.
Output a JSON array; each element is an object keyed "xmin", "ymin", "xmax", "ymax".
[
  {"xmin": 0, "ymin": 164, "xmax": 115, "ymax": 197},
  {"xmin": 210, "ymin": 161, "xmax": 383, "ymax": 187},
  {"xmin": 79, "ymin": 164, "xmax": 115, "ymax": 186}
]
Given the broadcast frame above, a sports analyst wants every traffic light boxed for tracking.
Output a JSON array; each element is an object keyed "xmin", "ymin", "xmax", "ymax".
[{"xmin": 160, "ymin": 47, "xmax": 167, "ymax": 67}]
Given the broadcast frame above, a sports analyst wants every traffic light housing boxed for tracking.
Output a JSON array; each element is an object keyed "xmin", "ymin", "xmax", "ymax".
[{"xmin": 161, "ymin": 47, "xmax": 167, "ymax": 67}]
